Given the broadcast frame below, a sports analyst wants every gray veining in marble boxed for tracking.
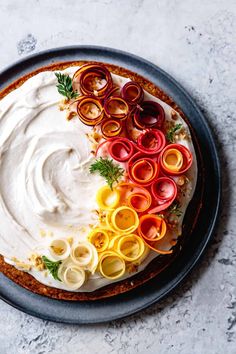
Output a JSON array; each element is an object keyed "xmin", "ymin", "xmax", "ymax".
[{"xmin": 0, "ymin": 0, "xmax": 235, "ymax": 353}]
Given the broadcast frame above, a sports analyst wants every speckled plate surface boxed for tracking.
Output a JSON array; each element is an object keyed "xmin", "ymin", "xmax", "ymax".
[{"xmin": 0, "ymin": 46, "xmax": 221, "ymax": 324}]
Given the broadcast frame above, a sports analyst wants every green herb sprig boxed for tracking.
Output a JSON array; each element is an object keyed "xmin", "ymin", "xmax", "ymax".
[
  {"xmin": 55, "ymin": 72, "xmax": 78, "ymax": 100},
  {"xmin": 166, "ymin": 123, "xmax": 182, "ymax": 143},
  {"xmin": 42, "ymin": 256, "xmax": 61, "ymax": 281},
  {"xmin": 89, "ymin": 157, "xmax": 124, "ymax": 190},
  {"xmin": 167, "ymin": 201, "xmax": 183, "ymax": 217}
]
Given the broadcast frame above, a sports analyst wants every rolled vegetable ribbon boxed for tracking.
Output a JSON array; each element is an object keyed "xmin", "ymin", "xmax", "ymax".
[
  {"xmin": 58, "ymin": 262, "xmax": 86, "ymax": 290},
  {"xmin": 77, "ymin": 96, "xmax": 104, "ymax": 126},
  {"xmin": 148, "ymin": 177, "xmax": 177, "ymax": 213},
  {"xmin": 95, "ymin": 139, "xmax": 110, "ymax": 158},
  {"xmin": 128, "ymin": 191, "xmax": 152, "ymax": 213},
  {"xmin": 70, "ymin": 242, "xmax": 95, "ymax": 266},
  {"xmin": 125, "ymin": 113, "xmax": 144, "ymax": 142},
  {"xmin": 133, "ymin": 101, "xmax": 165, "ymax": 130},
  {"xmin": 107, "ymin": 227, "xmax": 149, "ymax": 262},
  {"xmin": 70, "ymin": 241, "xmax": 98, "ymax": 273},
  {"xmin": 49, "ymin": 238, "xmax": 71, "ymax": 261},
  {"xmin": 137, "ymin": 129, "xmax": 166, "ymax": 155},
  {"xmin": 117, "ymin": 234, "xmax": 145, "ymax": 262},
  {"xmin": 121, "ymin": 81, "xmax": 144, "ymax": 106},
  {"xmin": 162, "ymin": 148, "xmax": 183, "ymax": 172},
  {"xmin": 138, "ymin": 214, "xmax": 167, "ymax": 242},
  {"xmin": 117, "ymin": 182, "xmax": 140, "ymax": 205},
  {"xmin": 106, "ymin": 210, "xmax": 118, "ymax": 232},
  {"xmin": 99, "ymin": 251, "xmax": 126, "ymax": 279},
  {"xmin": 104, "ymin": 85, "xmax": 120, "ymax": 99},
  {"xmin": 160, "ymin": 143, "xmax": 193, "ymax": 175},
  {"xmin": 117, "ymin": 182, "xmax": 152, "ymax": 212},
  {"xmin": 69, "ymin": 95, "xmax": 86, "ymax": 114},
  {"xmin": 73, "ymin": 63, "xmax": 113, "ymax": 98},
  {"xmin": 108, "ymin": 234, "xmax": 123, "ymax": 250},
  {"xmin": 108, "ymin": 206, "xmax": 139, "ymax": 234},
  {"xmin": 101, "ymin": 119, "xmax": 122, "ymax": 138},
  {"xmin": 96, "ymin": 185, "xmax": 120, "ymax": 210},
  {"xmin": 88, "ymin": 228, "xmax": 109, "ymax": 253},
  {"xmin": 128, "ymin": 187, "xmax": 152, "ymax": 213},
  {"xmin": 108, "ymin": 137, "xmax": 134, "ymax": 162},
  {"xmin": 104, "ymin": 96, "xmax": 129, "ymax": 120},
  {"xmin": 128, "ymin": 153, "xmax": 159, "ymax": 186}
]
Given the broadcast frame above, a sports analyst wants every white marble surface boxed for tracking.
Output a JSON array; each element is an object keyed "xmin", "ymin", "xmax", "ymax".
[{"xmin": 0, "ymin": 0, "xmax": 235, "ymax": 353}]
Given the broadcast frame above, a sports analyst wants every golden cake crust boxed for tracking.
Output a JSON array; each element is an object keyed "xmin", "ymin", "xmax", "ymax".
[{"xmin": 0, "ymin": 61, "xmax": 203, "ymax": 300}]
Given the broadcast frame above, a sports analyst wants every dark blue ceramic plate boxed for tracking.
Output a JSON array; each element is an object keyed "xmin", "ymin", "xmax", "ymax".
[{"xmin": 0, "ymin": 46, "xmax": 220, "ymax": 324}]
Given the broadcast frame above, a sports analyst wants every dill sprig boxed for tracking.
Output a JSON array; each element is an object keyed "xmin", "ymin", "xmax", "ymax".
[
  {"xmin": 89, "ymin": 157, "xmax": 124, "ymax": 190},
  {"xmin": 55, "ymin": 72, "xmax": 78, "ymax": 100},
  {"xmin": 42, "ymin": 256, "xmax": 61, "ymax": 281},
  {"xmin": 167, "ymin": 201, "xmax": 183, "ymax": 217},
  {"xmin": 166, "ymin": 123, "xmax": 182, "ymax": 143}
]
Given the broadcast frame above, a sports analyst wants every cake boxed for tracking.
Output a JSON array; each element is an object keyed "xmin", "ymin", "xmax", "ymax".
[{"xmin": 0, "ymin": 62, "xmax": 198, "ymax": 300}]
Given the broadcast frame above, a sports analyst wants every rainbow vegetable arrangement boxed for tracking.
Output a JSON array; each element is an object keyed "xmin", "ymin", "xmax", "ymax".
[{"xmin": 43, "ymin": 64, "xmax": 193, "ymax": 288}]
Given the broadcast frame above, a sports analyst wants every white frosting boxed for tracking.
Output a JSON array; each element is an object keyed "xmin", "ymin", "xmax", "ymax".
[{"xmin": 0, "ymin": 66, "xmax": 197, "ymax": 292}]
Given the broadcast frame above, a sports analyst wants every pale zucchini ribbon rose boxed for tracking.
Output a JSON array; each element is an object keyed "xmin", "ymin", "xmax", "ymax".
[
  {"xmin": 58, "ymin": 262, "xmax": 86, "ymax": 290},
  {"xmin": 70, "ymin": 241, "xmax": 98, "ymax": 274},
  {"xmin": 49, "ymin": 238, "xmax": 71, "ymax": 261}
]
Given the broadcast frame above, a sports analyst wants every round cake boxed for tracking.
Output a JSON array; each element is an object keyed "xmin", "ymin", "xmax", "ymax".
[{"xmin": 0, "ymin": 61, "xmax": 199, "ymax": 300}]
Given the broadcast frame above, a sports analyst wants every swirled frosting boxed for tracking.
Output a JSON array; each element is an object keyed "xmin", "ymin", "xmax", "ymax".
[{"xmin": 0, "ymin": 67, "xmax": 197, "ymax": 291}]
